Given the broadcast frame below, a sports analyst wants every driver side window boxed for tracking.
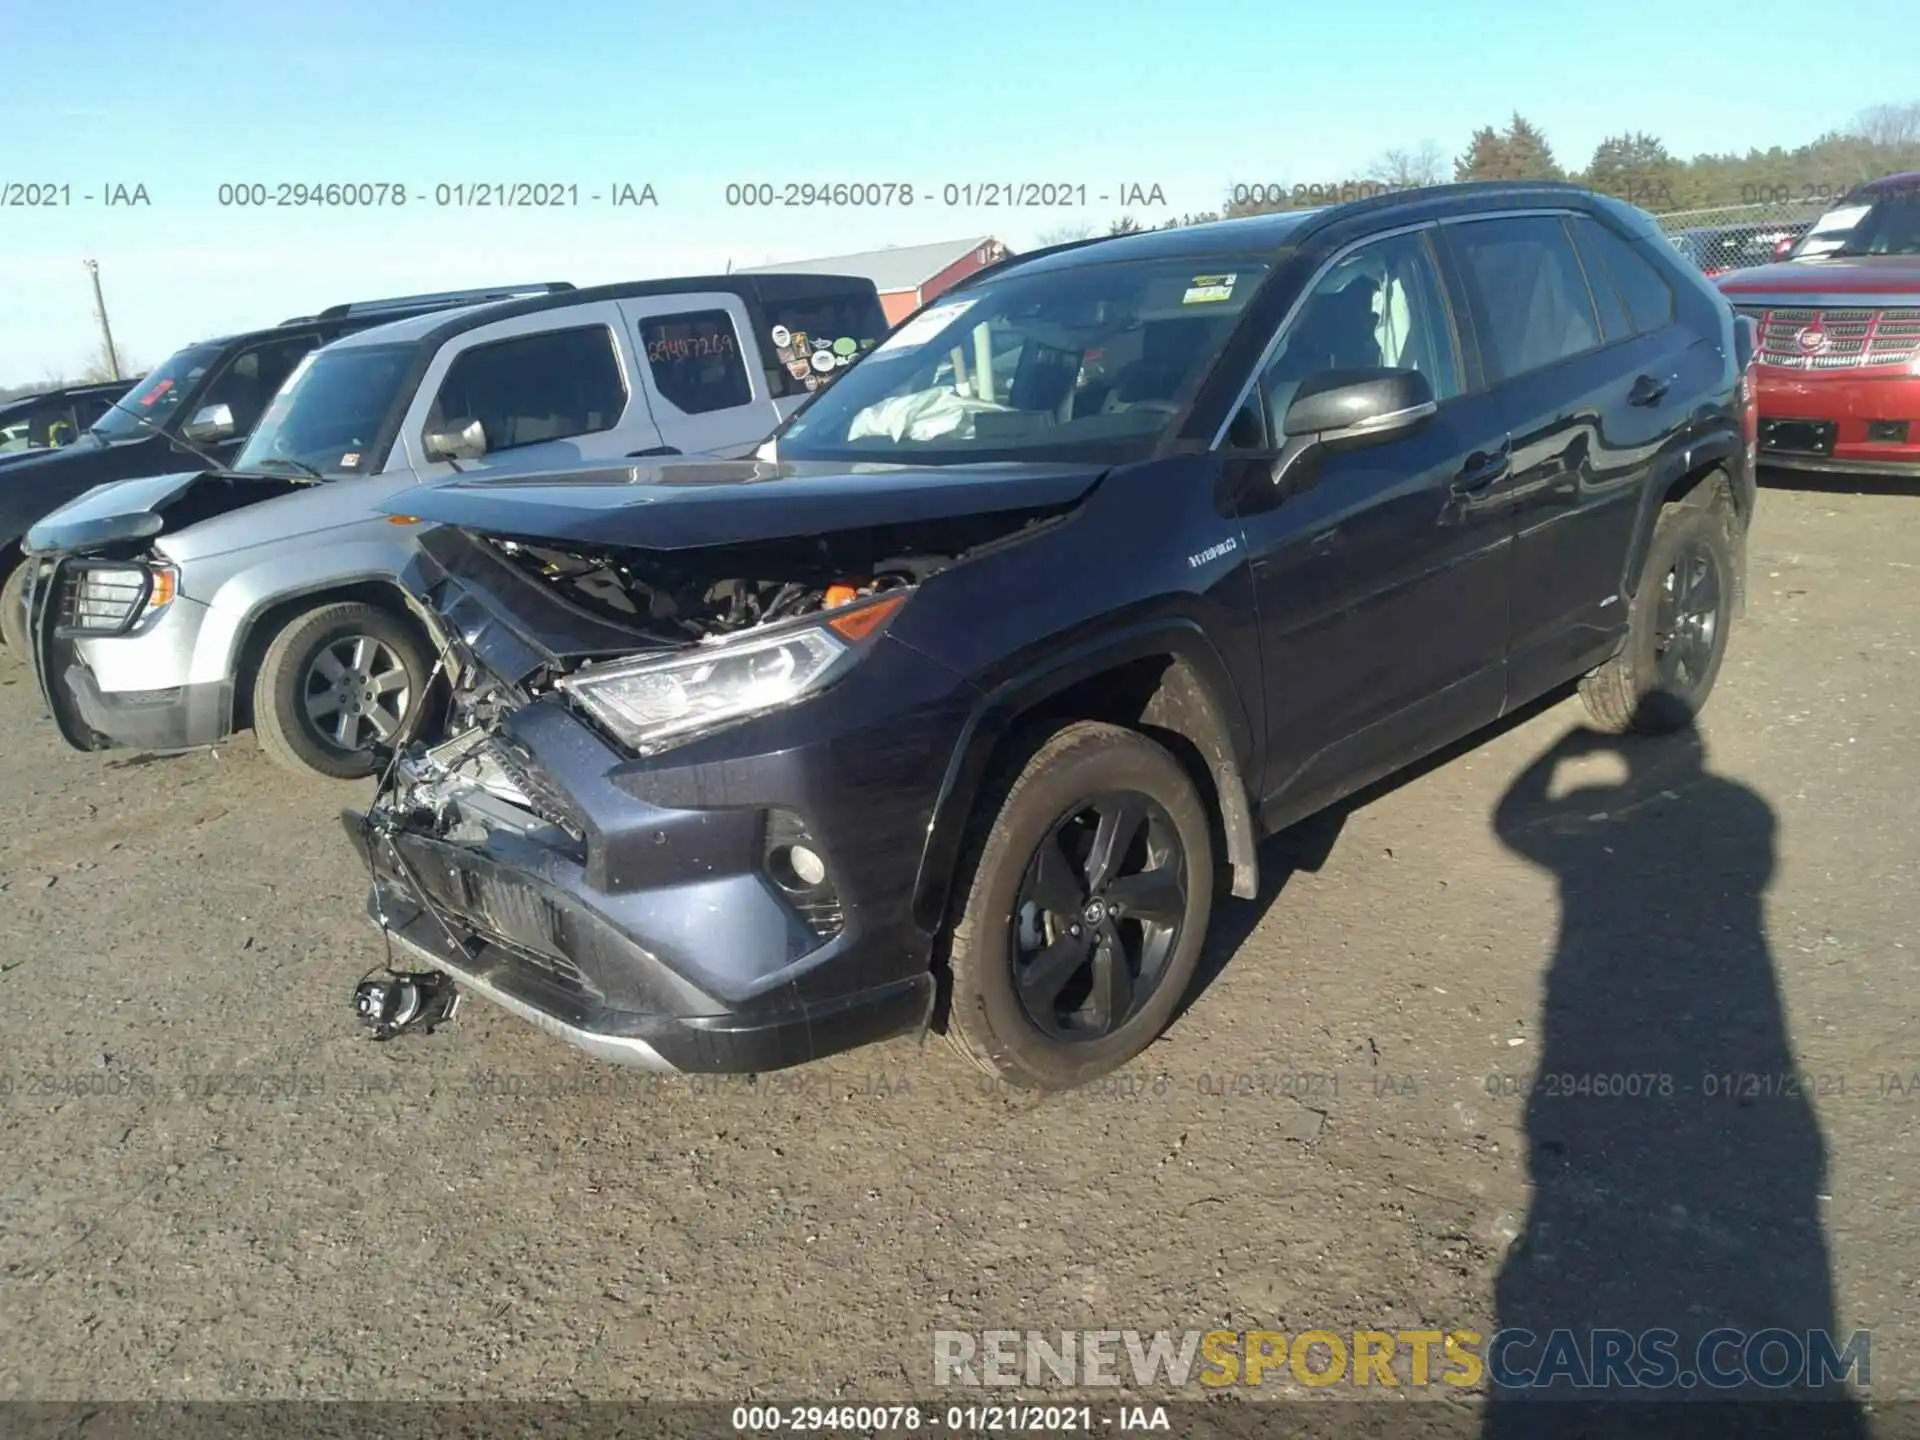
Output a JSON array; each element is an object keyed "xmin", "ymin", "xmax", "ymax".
[{"xmin": 1252, "ymin": 230, "xmax": 1460, "ymax": 444}]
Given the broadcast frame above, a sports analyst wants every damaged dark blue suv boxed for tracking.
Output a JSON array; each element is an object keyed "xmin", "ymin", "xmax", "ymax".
[{"xmin": 347, "ymin": 181, "xmax": 1759, "ymax": 1089}]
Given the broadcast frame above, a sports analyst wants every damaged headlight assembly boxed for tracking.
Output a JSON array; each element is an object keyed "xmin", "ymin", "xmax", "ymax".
[{"xmin": 556, "ymin": 589, "xmax": 909, "ymax": 754}]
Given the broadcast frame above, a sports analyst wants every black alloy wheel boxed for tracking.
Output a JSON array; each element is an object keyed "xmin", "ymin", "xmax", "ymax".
[{"xmin": 1010, "ymin": 790, "xmax": 1188, "ymax": 1041}]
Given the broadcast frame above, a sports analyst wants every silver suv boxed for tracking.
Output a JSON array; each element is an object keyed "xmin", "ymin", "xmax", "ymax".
[{"xmin": 25, "ymin": 274, "xmax": 889, "ymax": 777}]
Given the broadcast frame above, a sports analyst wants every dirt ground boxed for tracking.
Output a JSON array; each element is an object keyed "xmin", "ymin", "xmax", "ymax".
[{"xmin": 0, "ymin": 480, "xmax": 1915, "ymax": 1407}]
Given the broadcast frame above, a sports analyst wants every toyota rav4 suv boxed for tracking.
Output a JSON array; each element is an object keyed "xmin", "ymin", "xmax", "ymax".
[{"xmin": 346, "ymin": 182, "xmax": 1758, "ymax": 1090}]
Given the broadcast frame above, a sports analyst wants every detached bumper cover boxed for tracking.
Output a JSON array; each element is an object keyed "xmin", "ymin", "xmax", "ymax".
[{"xmin": 348, "ymin": 635, "xmax": 973, "ymax": 1072}]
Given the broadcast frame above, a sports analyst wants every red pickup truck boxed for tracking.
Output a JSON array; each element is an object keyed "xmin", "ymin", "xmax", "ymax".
[{"xmin": 1716, "ymin": 171, "xmax": 1920, "ymax": 478}]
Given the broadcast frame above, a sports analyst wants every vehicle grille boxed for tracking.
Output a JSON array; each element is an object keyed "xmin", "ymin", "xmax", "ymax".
[{"xmin": 1735, "ymin": 305, "xmax": 1920, "ymax": 371}]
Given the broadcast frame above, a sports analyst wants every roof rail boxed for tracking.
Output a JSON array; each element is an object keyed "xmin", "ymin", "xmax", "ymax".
[{"xmin": 312, "ymin": 283, "xmax": 575, "ymax": 321}]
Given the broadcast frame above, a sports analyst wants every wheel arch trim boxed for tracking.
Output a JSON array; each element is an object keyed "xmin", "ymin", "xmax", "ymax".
[{"xmin": 911, "ymin": 619, "xmax": 1260, "ymax": 937}]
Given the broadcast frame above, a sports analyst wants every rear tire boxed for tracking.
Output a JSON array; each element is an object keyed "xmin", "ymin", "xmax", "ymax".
[
  {"xmin": 942, "ymin": 721, "xmax": 1215, "ymax": 1090},
  {"xmin": 251, "ymin": 601, "xmax": 432, "ymax": 780},
  {"xmin": 1580, "ymin": 489, "xmax": 1736, "ymax": 734},
  {"xmin": 0, "ymin": 560, "xmax": 33, "ymax": 656}
]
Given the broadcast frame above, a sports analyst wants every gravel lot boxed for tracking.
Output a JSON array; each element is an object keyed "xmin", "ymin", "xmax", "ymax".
[{"xmin": 0, "ymin": 481, "xmax": 1915, "ymax": 1409}]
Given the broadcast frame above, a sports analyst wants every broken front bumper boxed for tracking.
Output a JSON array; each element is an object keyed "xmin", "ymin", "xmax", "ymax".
[{"xmin": 345, "ymin": 637, "xmax": 973, "ymax": 1073}]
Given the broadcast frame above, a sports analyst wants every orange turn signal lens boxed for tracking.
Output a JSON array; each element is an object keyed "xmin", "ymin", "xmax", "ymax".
[
  {"xmin": 147, "ymin": 568, "xmax": 177, "ymax": 608},
  {"xmin": 826, "ymin": 592, "xmax": 907, "ymax": 642},
  {"xmin": 386, "ymin": 514, "xmax": 422, "ymax": 525}
]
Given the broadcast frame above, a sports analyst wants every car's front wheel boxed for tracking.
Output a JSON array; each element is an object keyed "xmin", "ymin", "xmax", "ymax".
[
  {"xmin": 1580, "ymin": 486, "xmax": 1737, "ymax": 734},
  {"xmin": 0, "ymin": 560, "xmax": 34, "ymax": 656},
  {"xmin": 251, "ymin": 600, "xmax": 433, "ymax": 779},
  {"xmin": 943, "ymin": 721, "xmax": 1215, "ymax": 1090}
]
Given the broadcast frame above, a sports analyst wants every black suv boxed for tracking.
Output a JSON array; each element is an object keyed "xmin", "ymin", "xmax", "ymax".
[
  {"xmin": 0, "ymin": 284, "xmax": 575, "ymax": 654},
  {"xmin": 346, "ymin": 182, "xmax": 1758, "ymax": 1090}
]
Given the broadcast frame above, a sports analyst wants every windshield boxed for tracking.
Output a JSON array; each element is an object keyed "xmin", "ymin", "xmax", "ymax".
[
  {"xmin": 88, "ymin": 344, "xmax": 221, "ymax": 441},
  {"xmin": 232, "ymin": 342, "xmax": 415, "ymax": 478},
  {"xmin": 1794, "ymin": 189, "xmax": 1920, "ymax": 259},
  {"xmin": 774, "ymin": 257, "xmax": 1270, "ymax": 465}
]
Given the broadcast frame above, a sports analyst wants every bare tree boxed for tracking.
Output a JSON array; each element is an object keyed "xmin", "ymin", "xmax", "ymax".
[
  {"xmin": 1369, "ymin": 141, "xmax": 1445, "ymax": 188},
  {"xmin": 1034, "ymin": 223, "xmax": 1095, "ymax": 246},
  {"xmin": 1851, "ymin": 101, "xmax": 1920, "ymax": 147}
]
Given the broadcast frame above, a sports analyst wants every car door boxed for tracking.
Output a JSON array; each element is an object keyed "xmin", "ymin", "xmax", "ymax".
[
  {"xmin": 1442, "ymin": 211, "xmax": 1686, "ymax": 699},
  {"xmin": 618, "ymin": 294, "xmax": 784, "ymax": 457},
  {"xmin": 1221, "ymin": 224, "xmax": 1515, "ymax": 819},
  {"xmin": 183, "ymin": 332, "xmax": 325, "ymax": 463},
  {"xmin": 393, "ymin": 305, "xmax": 661, "ymax": 484}
]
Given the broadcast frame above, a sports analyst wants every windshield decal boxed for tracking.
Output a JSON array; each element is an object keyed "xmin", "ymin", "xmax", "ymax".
[
  {"xmin": 1183, "ymin": 274, "xmax": 1239, "ymax": 304},
  {"xmin": 770, "ymin": 324, "xmax": 792, "ymax": 348},
  {"xmin": 874, "ymin": 299, "xmax": 979, "ymax": 356}
]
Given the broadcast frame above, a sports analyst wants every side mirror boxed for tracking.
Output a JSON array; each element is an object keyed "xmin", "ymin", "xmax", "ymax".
[
  {"xmin": 424, "ymin": 418, "xmax": 488, "ymax": 462},
  {"xmin": 1271, "ymin": 368, "xmax": 1436, "ymax": 491},
  {"xmin": 181, "ymin": 403, "xmax": 236, "ymax": 444}
]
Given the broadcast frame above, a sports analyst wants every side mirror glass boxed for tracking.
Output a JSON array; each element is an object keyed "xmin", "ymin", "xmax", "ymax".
[
  {"xmin": 424, "ymin": 418, "xmax": 488, "ymax": 462},
  {"xmin": 181, "ymin": 402, "xmax": 237, "ymax": 444}
]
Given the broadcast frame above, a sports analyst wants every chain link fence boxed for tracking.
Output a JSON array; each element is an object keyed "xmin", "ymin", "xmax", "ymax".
[{"xmin": 1645, "ymin": 198, "xmax": 1834, "ymax": 277}]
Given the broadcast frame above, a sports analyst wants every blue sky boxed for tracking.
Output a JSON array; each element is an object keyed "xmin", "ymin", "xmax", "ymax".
[{"xmin": 3, "ymin": 0, "xmax": 1915, "ymax": 380}]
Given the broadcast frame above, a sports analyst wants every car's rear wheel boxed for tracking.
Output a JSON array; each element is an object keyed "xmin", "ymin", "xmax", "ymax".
[
  {"xmin": 1580, "ymin": 488, "xmax": 1737, "ymax": 734},
  {"xmin": 252, "ymin": 600, "xmax": 432, "ymax": 779},
  {"xmin": 942, "ymin": 721, "xmax": 1214, "ymax": 1090},
  {"xmin": 0, "ymin": 559, "xmax": 40, "ymax": 657}
]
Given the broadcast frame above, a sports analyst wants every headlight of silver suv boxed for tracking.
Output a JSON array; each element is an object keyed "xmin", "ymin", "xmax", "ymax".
[
  {"xmin": 556, "ymin": 589, "xmax": 909, "ymax": 754},
  {"xmin": 66, "ymin": 561, "xmax": 178, "ymax": 635}
]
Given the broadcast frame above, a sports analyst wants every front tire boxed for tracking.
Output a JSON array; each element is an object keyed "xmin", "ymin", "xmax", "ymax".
[
  {"xmin": 251, "ymin": 601, "xmax": 432, "ymax": 779},
  {"xmin": 0, "ymin": 560, "xmax": 34, "ymax": 656},
  {"xmin": 1580, "ymin": 490, "xmax": 1736, "ymax": 734},
  {"xmin": 943, "ymin": 721, "xmax": 1215, "ymax": 1090}
]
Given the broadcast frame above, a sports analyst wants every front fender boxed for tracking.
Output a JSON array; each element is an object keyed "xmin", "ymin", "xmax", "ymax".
[
  {"xmin": 910, "ymin": 616, "xmax": 1260, "ymax": 935},
  {"xmin": 188, "ymin": 527, "xmax": 429, "ymax": 687}
]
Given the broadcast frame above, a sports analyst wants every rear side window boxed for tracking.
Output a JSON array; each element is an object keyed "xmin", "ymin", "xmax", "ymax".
[
  {"xmin": 1450, "ymin": 216, "xmax": 1603, "ymax": 381},
  {"xmin": 1570, "ymin": 217, "xmax": 1676, "ymax": 339},
  {"xmin": 639, "ymin": 309, "xmax": 752, "ymax": 414},
  {"xmin": 758, "ymin": 287, "xmax": 890, "ymax": 396},
  {"xmin": 430, "ymin": 325, "xmax": 627, "ymax": 451}
]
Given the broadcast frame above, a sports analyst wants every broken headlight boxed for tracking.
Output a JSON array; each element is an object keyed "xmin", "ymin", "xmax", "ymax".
[{"xmin": 557, "ymin": 591, "xmax": 907, "ymax": 754}]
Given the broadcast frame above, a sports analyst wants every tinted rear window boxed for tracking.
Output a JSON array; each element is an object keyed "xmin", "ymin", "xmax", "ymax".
[{"xmin": 757, "ymin": 287, "xmax": 891, "ymax": 397}]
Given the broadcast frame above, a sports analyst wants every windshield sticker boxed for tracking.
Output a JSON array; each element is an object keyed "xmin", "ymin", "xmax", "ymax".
[
  {"xmin": 770, "ymin": 324, "xmax": 792, "ymax": 348},
  {"xmin": 874, "ymin": 298, "xmax": 979, "ymax": 355},
  {"xmin": 340, "ymin": 451, "xmax": 361, "ymax": 468},
  {"xmin": 811, "ymin": 351, "xmax": 836, "ymax": 373},
  {"xmin": 1182, "ymin": 274, "xmax": 1238, "ymax": 305},
  {"xmin": 786, "ymin": 358, "xmax": 813, "ymax": 380},
  {"xmin": 1809, "ymin": 205, "xmax": 1870, "ymax": 234},
  {"xmin": 832, "ymin": 336, "xmax": 857, "ymax": 357},
  {"xmin": 138, "ymin": 378, "xmax": 175, "ymax": 407},
  {"xmin": 789, "ymin": 330, "xmax": 810, "ymax": 353},
  {"xmin": 804, "ymin": 375, "xmax": 821, "ymax": 391}
]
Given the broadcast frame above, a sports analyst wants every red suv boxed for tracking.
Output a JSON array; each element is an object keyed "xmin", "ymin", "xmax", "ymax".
[{"xmin": 1716, "ymin": 172, "xmax": 1920, "ymax": 478}]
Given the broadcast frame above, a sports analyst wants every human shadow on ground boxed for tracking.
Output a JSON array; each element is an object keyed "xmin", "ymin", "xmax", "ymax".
[{"xmin": 1479, "ymin": 715, "xmax": 1868, "ymax": 1439}]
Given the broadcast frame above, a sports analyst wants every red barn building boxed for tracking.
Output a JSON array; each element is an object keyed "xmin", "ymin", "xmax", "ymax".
[{"xmin": 743, "ymin": 236, "xmax": 1011, "ymax": 325}]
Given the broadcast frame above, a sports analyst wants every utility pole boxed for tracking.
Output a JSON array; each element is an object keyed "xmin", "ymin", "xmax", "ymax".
[{"xmin": 83, "ymin": 259, "xmax": 122, "ymax": 381}]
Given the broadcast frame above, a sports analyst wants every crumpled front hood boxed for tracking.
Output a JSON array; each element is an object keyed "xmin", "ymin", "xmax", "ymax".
[
  {"xmin": 378, "ymin": 457, "xmax": 1109, "ymax": 551},
  {"xmin": 23, "ymin": 468, "xmax": 307, "ymax": 555}
]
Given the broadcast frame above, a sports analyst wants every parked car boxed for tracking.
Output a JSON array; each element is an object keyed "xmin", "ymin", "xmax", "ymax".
[
  {"xmin": 23, "ymin": 273, "xmax": 890, "ymax": 778},
  {"xmin": 338, "ymin": 182, "xmax": 1758, "ymax": 1089},
  {"xmin": 0, "ymin": 286, "xmax": 575, "ymax": 654},
  {"xmin": 1668, "ymin": 221, "xmax": 1811, "ymax": 278},
  {"xmin": 0, "ymin": 381, "xmax": 137, "ymax": 460},
  {"xmin": 1717, "ymin": 172, "xmax": 1920, "ymax": 478}
]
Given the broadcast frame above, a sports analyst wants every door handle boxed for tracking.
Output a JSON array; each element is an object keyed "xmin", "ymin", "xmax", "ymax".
[
  {"xmin": 1629, "ymin": 373, "xmax": 1673, "ymax": 407},
  {"xmin": 1450, "ymin": 442, "xmax": 1511, "ymax": 497},
  {"xmin": 626, "ymin": 445, "xmax": 682, "ymax": 458}
]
